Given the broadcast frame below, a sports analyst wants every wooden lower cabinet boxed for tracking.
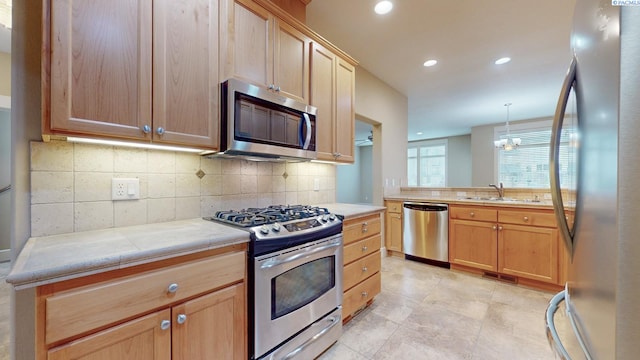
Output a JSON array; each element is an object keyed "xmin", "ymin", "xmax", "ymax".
[
  {"xmin": 498, "ymin": 224, "xmax": 559, "ymax": 284},
  {"xmin": 449, "ymin": 219, "xmax": 498, "ymax": 271},
  {"xmin": 342, "ymin": 212, "xmax": 383, "ymax": 322},
  {"xmin": 449, "ymin": 205, "xmax": 564, "ymax": 289},
  {"xmin": 38, "ymin": 246, "xmax": 247, "ymax": 360},
  {"xmin": 48, "ymin": 310, "xmax": 171, "ymax": 360}
]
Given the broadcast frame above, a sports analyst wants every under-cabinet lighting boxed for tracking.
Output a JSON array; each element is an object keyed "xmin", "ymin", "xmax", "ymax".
[{"xmin": 66, "ymin": 137, "xmax": 216, "ymax": 155}]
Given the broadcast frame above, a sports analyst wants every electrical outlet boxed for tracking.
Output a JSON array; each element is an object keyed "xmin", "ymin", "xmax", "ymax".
[
  {"xmin": 112, "ymin": 178, "xmax": 140, "ymax": 201},
  {"xmin": 313, "ymin": 178, "xmax": 320, "ymax": 191}
]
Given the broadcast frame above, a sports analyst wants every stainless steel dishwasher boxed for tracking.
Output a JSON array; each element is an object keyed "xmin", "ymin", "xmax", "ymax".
[{"xmin": 402, "ymin": 202, "xmax": 449, "ymax": 264}]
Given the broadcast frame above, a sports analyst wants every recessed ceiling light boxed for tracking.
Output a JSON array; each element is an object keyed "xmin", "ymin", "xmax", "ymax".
[
  {"xmin": 423, "ymin": 59, "xmax": 438, "ymax": 67},
  {"xmin": 495, "ymin": 57, "xmax": 511, "ymax": 65},
  {"xmin": 374, "ymin": 1, "xmax": 393, "ymax": 15},
  {"xmin": 416, "ymin": 132, "xmax": 423, "ymax": 135}
]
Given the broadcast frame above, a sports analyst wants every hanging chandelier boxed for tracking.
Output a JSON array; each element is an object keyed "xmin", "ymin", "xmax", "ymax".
[{"xmin": 494, "ymin": 103, "xmax": 521, "ymax": 151}]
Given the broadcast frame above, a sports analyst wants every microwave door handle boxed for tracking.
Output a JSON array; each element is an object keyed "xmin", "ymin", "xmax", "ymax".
[
  {"xmin": 302, "ymin": 113, "xmax": 312, "ymax": 150},
  {"xmin": 550, "ymin": 56, "xmax": 577, "ymax": 258}
]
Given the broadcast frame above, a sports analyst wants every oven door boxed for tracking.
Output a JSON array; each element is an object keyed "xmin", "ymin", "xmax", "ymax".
[{"xmin": 254, "ymin": 234, "xmax": 343, "ymax": 359}]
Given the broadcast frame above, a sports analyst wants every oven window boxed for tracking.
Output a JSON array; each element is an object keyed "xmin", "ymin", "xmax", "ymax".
[{"xmin": 271, "ymin": 256, "xmax": 335, "ymax": 319}]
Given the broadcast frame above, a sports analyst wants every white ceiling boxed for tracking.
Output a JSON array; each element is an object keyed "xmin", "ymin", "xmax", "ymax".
[{"xmin": 306, "ymin": 0, "xmax": 576, "ymax": 141}]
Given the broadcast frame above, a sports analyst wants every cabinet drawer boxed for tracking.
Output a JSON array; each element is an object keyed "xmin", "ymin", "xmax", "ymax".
[
  {"xmin": 342, "ymin": 272, "xmax": 381, "ymax": 319},
  {"xmin": 385, "ymin": 201, "xmax": 403, "ymax": 214},
  {"xmin": 343, "ymin": 215, "xmax": 381, "ymax": 245},
  {"xmin": 343, "ymin": 235, "xmax": 381, "ymax": 265},
  {"xmin": 450, "ymin": 206, "xmax": 497, "ymax": 222},
  {"xmin": 498, "ymin": 209, "xmax": 557, "ymax": 227},
  {"xmin": 343, "ymin": 251, "xmax": 381, "ymax": 291},
  {"xmin": 45, "ymin": 251, "xmax": 245, "ymax": 345}
]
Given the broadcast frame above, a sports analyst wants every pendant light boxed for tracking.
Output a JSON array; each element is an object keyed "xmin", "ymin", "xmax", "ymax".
[{"xmin": 494, "ymin": 103, "xmax": 521, "ymax": 151}]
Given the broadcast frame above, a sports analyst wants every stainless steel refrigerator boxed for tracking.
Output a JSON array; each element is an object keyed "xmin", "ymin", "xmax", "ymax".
[{"xmin": 546, "ymin": 1, "xmax": 640, "ymax": 359}]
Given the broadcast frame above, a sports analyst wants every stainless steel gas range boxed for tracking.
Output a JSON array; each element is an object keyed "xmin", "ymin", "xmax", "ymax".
[{"xmin": 205, "ymin": 205, "xmax": 343, "ymax": 360}]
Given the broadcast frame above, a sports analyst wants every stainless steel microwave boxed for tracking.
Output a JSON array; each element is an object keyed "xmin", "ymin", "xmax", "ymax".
[{"xmin": 220, "ymin": 79, "xmax": 317, "ymax": 160}]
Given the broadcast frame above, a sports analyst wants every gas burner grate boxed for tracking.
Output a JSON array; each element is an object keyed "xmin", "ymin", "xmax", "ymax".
[{"xmin": 205, "ymin": 205, "xmax": 330, "ymax": 227}]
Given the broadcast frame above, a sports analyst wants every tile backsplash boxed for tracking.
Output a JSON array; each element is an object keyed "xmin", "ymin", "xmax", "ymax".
[{"xmin": 30, "ymin": 141, "xmax": 336, "ymax": 237}]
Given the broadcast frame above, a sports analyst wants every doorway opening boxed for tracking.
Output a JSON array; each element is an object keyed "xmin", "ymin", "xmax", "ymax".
[{"xmin": 336, "ymin": 119, "xmax": 377, "ymax": 204}]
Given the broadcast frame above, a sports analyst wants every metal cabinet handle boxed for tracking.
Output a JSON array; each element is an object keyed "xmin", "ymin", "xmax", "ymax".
[
  {"xmin": 362, "ymin": 245, "xmax": 368, "ymax": 252},
  {"xmin": 498, "ymin": 226, "xmax": 503, "ymax": 231},
  {"xmin": 523, "ymin": 216, "xmax": 529, "ymax": 222},
  {"xmin": 160, "ymin": 320, "xmax": 171, "ymax": 330},
  {"xmin": 362, "ymin": 222, "xmax": 368, "ymax": 226},
  {"xmin": 470, "ymin": 212, "xmax": 475, "ymax": 217},
  {"xmin": 268, "ymin": 84, "xmax": 275, "ymax": 90},
  {"xmin": 361, "ymin": 291, "xmax": 368, "ymax": 298},
  {"xmin": 492, "ymin": 225, "xmax": 497, "ymax": 230},
  {"xmin": 362, "ymin": 266, "xmax": 368, "ymax": 272},
  {"xmin": 142, "ymin": 125, "xmax": 151, "ymax": 134},
  {"xmin": 177, "ymin": 314, "xmax": 187, "ymax": 324},
  {"xmin": 167, "ymin": 283, "xmax": 179, "ymax": 294},
  {"xmin": 156, "ymin": 127, "xmax": 165, "ymax": 135},
  {"xmin": 275, "ymin": 86, "xmax": 281, "ymax": 92}
]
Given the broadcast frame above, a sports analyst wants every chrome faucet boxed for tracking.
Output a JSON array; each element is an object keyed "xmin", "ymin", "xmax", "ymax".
[{"xmin": 489, "ymin": 182, "xmax": 505, "ymax": 199}]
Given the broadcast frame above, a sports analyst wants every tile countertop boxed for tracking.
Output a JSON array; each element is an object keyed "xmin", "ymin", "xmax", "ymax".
[
  {"xmin": 317, "ymin": 203, "xmax": 387, "ymax": 218},
  {"xmin": 6, "ymin": 219, "xmax": 250, "ymax": 290},
  {"xmin": 384, "ymin": 194, "xmax": 556, "ymax": 210}
]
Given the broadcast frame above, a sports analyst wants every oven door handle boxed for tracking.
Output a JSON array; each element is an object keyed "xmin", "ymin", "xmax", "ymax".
[
  {"xmin": 260, "ymin": 242, "xmax": 341, "ymax": 269},
  {"xmin": 282, "ymin": 313, "xmax": 341, "ymax": 360}
]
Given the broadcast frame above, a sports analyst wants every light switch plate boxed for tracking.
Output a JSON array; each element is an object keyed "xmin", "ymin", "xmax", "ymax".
[
  {"xmin": 112, "ymin": 178, "xmax": 140, "ymax": 201},
  {"xmin": 313, "ymin": 178, "xmax": 320, "ymax": 191}
]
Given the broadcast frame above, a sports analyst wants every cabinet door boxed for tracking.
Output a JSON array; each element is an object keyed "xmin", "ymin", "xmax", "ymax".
[
  {"xmin": 273, "ymin": 20, "xmax": 310, "ymax": 103},
  {"xmin": 49, "ymin": 0, "xmax": 152, "ymax": 139},
  {"xmin": 498, "ymin": 224, "xmax": 559, "ymax": 283},
  {"xmin": 172, "ymin": 283, "xmax": 246, "ymax": 360},
  {"xmin": 386, "ymin": 212, "xmax": 402, "ymax": 252},
  {"xmin": 449, "ymin": 219, "xmax": 497, "ymax": 271},
  {"xmin": 334, "ymin": 58, "xmax": 355, "ymax": 163},
  {"xmin": 153, "ymin": 0, "xmax": 220, "ymax": 149},
  {"xmin": 310, "ymin": 42, "xmax": 336, "ymax": 161},
  {"xmin": 222, "ymin": 0, "xmax": 272, "ymax": 88},
  {"xmin": 48, "ymin": 310, "xmax": 171, "ymax": 360}
]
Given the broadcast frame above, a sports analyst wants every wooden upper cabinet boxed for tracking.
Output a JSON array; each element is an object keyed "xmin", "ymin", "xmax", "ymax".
[
  {"xmin": 221, "ymin": 0, "xmax": 309, "ymax": 103},
  {"xmin": 49, "ymin": 0, "xmax": 152, "ymax": 140},
  {"xmin": 310, "ymin": 42, "xmax": 355, "ymax": 163},
  {"xmin": 153, "ymin": 0, "xmax": 220, "ymax": 148}
]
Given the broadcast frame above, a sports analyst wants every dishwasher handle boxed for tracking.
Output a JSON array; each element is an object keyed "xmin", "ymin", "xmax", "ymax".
[{"xmin": 403, "ymin": 202, "xmax": 448, "ymax": 212}]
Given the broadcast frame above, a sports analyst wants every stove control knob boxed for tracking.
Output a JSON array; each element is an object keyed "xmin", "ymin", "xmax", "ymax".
[
  {"xmin": 329, "ymin": 214, "xmax": 337, "ymax": 221},
  {"xmin": 260, "ymin": 225, "xmax": 270, "ymax": 235},
  {"xmin": 272, "ymin": 223, "xmax": 281, "ymax": 232},
  {"xmin": 321, "ymin": 215, "xmax": 329, "ymax": 222}
]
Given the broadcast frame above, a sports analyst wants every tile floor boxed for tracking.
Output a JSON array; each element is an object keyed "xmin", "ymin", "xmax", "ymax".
[
  {"xmin": 0, "ymin": 257, "xmax": 581, "ymax": 360},
  {"xmin": 319, "ymin": 256, "xmax": 581, "ymax": 360}
]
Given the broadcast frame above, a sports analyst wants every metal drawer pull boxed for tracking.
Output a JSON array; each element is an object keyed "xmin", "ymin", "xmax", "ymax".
[
  {"xmin": 261, "ymin": 242, "xmax": 341, "ymax": 269},
  {"xmin": 362, "ymin": 245, "xmax": 368, "ymax": 252},
  {"xmin": 523, "ymin": 216, "xmax": 529, "ymax": 222},
  {"xmin": 160, "ymin": 320, "xmax": 171, "ymax": 330},
  {"xmin": 282, "ymin": 314, "xmax": 341, "ymax": 360},
  {"xmin": 167, "ymin": 283, "xmax": 179, "ymax": 293},
  {"xmin": 177, "ymin": 314, "xmax": 187, "ymax": 324},
  {"xmin": 362, "ymin": 222, "xmax": 368, "ymax": 226},
  {"xmin": 470, "ymin": 212, "xmax": 475, "ymax": 217},
  {"xmin": 361, "ymin": 291, "xmax": 368, "ymax": 297},
  {"xmin": 362, "ymin": 266, "xmax": 368, "ymax": 272},
  {"xmin": 362, "ymin": 227, "xmax": 368, "ymax": 233}
]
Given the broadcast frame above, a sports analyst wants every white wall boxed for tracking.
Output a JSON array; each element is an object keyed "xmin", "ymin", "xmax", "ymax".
[
  {"xmin": 355, "ymin": 68, "xmax": 408, "ymax": 205},
  {"xmin": 447, "ymin": 135, "xmax": 472, "ymax": 187}
]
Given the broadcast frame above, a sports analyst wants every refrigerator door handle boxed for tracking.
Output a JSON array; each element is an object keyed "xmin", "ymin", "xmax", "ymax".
[
  {"xmin": 550, "ymin": 56, "xmax": 577, "ymax": 257},
  {"xmin": 545, "ymin": 290, "xmax": 571, "ymax": 360}
]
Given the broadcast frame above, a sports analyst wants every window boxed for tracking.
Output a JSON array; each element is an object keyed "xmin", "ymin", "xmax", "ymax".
[
  {"xmin": 495, "ymin": 120, "xmax": 577, "ymax": 189},
  {"xmin": 408, "ymin": 140, "xmax": 447, "ymax": 187}
]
